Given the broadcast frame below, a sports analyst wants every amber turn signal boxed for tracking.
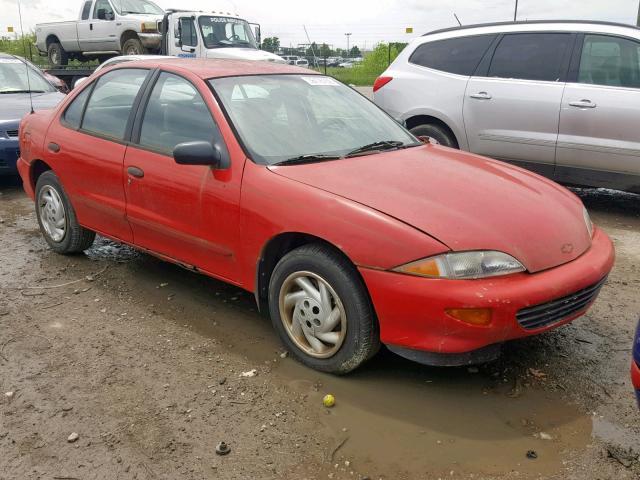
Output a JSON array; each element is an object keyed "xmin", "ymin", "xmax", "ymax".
[{"xmin": 445, "ymin": 308, "xmax": 492, "ymax": 326}]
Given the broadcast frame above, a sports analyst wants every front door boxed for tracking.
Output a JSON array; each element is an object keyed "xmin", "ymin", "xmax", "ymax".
[
  {"xmin": 89, "ymin": 0, "xmax": 118, "ymax": 51},
  {"xmin": 463, "ymin": 32, "xmax": 573, "ymax": 176},
  {"xmin": 174, "ymin": 16, "xmax": 200, "ymax": 58},
  {"xmin": 45, "ymin": 68, "xmax": 150, "ymax": 242},
  {"xmin": 124, "ymin": 71, "xmax": 242, "ymax": 281},
  {"xmin": 556, "ymin": 33, "xmax": 640, "ymax": 190}
]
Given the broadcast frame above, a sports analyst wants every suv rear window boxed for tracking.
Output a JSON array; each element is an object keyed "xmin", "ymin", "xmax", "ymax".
[
  {"xmin": 409, "ymin": 35, "xmax": 496, "ymax": 76},
  {"xmin": 488, "ymin": 33, "xmax": 571, "ymax": 82}
]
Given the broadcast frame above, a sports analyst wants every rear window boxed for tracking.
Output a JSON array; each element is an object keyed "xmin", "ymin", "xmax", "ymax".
[
  {"xmin": 488, "ymin": 33, "xmax": 571, "ymax": 82},
  {"xmin": 409, "ymin": 35, "xmax": 496, "ymax": 76}
]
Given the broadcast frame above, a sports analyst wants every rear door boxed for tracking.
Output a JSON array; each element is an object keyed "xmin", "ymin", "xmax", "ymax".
[
  {"xmin": 556, "ymin": 33, "xmax": 640, "ymax": 189},
  {"xmin": 76, "ymin": 0, "xmax": 93, "ymax": 50},
  {"xmin": 45, "ymin": 68, "xmax": 150, "ymax": 241},
  {"xmin": 463, "ymin": 32, "xmax": 574, "ymax": 176}
]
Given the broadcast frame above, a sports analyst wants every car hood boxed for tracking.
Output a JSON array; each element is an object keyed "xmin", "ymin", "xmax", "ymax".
[
  {"xmin": 268, "ymin": 145, "xmax": 592, "ymax": 273},
  {"xmin": 0, "ymin": 91, "xmax": 65, "ymax": 121},
  {"xmin": 205, "ymin": 48, "xmax": 286, "ymax": 63}
]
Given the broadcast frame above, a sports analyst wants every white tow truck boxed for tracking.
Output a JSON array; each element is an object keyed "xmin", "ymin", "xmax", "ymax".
[{"xmin": 36, "ymin": 1, "xmax": 284, "ymax": 66}]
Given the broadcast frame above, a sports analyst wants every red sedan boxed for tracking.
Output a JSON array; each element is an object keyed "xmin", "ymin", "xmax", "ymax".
[{"xmin": 17, "ymin": 59, "xmax": 614, "ymax": 373}]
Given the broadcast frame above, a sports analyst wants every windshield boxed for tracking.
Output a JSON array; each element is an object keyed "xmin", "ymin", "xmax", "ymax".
[
  {"xmin": 210, "ymin": 75, "xmax": 419, "ymax": 165},
  {"xmin": 111, "ymin": 0, "xmax": 163, "ymax": 15},
  {"xmin": 0, "ymin": 58, "xmax": 56, "ymax": 93},
  {"xmin": 198, "ymin": 16, "xmax": 257, "ymax": 49}
]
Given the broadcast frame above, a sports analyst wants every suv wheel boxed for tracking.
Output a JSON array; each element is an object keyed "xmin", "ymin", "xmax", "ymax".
[
  {"xmin": 410, "ymin": 124, "xmax": 458, "ymax": 148},
  {"xmin": 268, "ymin": 244, "xmax": 380, "ymax": 374}
]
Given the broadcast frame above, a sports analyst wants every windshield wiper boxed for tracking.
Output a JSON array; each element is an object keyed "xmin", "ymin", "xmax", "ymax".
[
  {"xmin": 272, "ymin": 154, "xmax": 342, "ymax": 166},
  {"xmin": 0, "ymin": 90, "xmax": 46, "ymax": 94},
  {"xmin": 345, "ymin": 140, "xmax": 406, "ymax": 157}
]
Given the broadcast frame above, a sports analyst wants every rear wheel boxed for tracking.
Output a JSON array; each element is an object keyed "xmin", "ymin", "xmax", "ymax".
[
  {"xmin": 35, "ymin": 171, "xmax": 95, "ymax": 254},
  {"xmin": 47, "ymin": 42, "xmax": 69, "ymax": 66},
  {"xmin": 122, "ymin": 38, "xmax": 145, "ymax": 56},
  {"xmin": 410, "ymin": 123, "xmax": 457, "ymax": 148},
  {"xmin": 268, "ymin": 244, "xmax": 380, "ymax": 374}
]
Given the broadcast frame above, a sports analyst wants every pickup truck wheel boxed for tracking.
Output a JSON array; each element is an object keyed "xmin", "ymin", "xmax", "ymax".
[
  {"xmin": 122, "ymin": 38, "xmax": 144, "ymax": 55},
  {"xmin": 35, "ymin": 171, "xmax": 95, "ymax": 254},
  {"xmin": 47, "ymin": 42, "xmax": 68, "ymax": 66},
  {"xmin": 268, "ymin": 244, "xmax": 380, "ymax": 374}
]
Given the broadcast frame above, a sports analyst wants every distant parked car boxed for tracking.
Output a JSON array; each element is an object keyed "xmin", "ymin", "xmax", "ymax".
[
  {"xmin": 633, "ymin": 319, "xmax": 640, "ymax": 407},
  {"xmin": 374, "ymin": 20, "xmax": 640, "ymax": 194},
  {"xmin": 73, "ymin": 54, "xmax": 173, "ymax": 88},
  {"xmin": 0, "ymin": 53, "xmax": 65, "ymax": 176},
  {"xmin": 295, "ymin": 59, "xmax": 309, "ymax": 68},
  {"xmin": 280, "ymin": 55, "xmax": 299, "ymax": 65},
  {"xmin": 17, "ymin": 58, "xmax": 614, "ymax": 374}
]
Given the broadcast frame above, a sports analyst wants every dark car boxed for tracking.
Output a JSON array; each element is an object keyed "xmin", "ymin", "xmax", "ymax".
[
  {"xmin": 633, "ymin": 319, "xmax": 640, "ymax": 407},
  {"xmin": 0, "ymin": 53, "xmax": 65, "ymax": 176}
]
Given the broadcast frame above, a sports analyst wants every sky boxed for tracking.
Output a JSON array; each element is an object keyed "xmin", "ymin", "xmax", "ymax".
[{"xmin": 1, "ymin": 0, "xmax": 639, "ymax": 50}]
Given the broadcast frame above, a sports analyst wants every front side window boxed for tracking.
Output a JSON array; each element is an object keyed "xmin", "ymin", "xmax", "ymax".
[
  {"xmin": 210, "ymin": 75, "xmax": 418, "ymax": 165},
  {"xmin": 81, "ymin": 0, "xmax": 92, "ymax": 20},
  {"xmin": 63, "ymin": 87, "xmax": 91, "ymax": 129},
  {"xmin": 179, "ymin": 18, "xmax": 198, "ymax": 47},
  {"xmin": 578, "ymin": 34, "xmax": 640, "ymax": 88},
  {"xmin": 409, "ymin": 35, "xmax": 496, "ymax": 76},
  {"xmin": 0, "ymin": 57, "xmax": 55, "ymax": 93},
  {"xmin": 82, "ymin": 69, "xmax": 148, "ymax": 140},
  {"xmin": 198, "ymin": 16, "xmax": 257, "ymax": 49},
  {"xmin": 93, "ymin": 0, "xmax": 114, "ymax": 19},
  {"xmin": 488, "ymin": 33, "xmax": 571, "ymax": 82},
  {"xmin": 138, "ymin": 72, "xmax": 223, "ymax": 154}
]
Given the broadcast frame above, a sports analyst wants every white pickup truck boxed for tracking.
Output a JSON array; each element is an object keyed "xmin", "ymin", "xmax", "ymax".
[{"xmin": 36, "ymin": 0, "xmax": 165, "ymax": 66}]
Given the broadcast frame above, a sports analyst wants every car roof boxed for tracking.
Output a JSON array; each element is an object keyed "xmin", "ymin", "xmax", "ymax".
[
  {"xmin": 0, "ymin": 52, "xmax": 17, "ymax": 59},
  {"xmin": 422, "ymin": 20, "xmax": 640, "ymax": 39},
  {"xmin": 110, "ymin": 58, "xmax": 317, "ymax": 79}
]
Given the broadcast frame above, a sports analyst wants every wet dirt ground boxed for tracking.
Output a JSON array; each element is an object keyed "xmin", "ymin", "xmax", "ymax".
[{"xmin": 1, "ymin": 177, "xmax": 639, "ymax": 480}]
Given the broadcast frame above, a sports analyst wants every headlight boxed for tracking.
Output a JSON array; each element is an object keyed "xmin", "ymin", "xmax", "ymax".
[
  {"xmin": 583, "ymin": 206, "xmax": 593, "ymax": 238},
  {"xmin": 393, "ymin": 251, "xmax": 525, "ymax": 279},
  {"xmin": 141, "ymin": 21, "xmax": 158, "ymax": 33}
]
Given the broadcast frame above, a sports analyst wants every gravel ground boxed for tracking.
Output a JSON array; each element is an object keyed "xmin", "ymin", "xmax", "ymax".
[{"xmin": 1, "ymin": 177, "xmax": 639, "ymax": 480}]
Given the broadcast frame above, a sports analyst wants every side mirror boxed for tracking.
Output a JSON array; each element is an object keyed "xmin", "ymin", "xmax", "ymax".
[
  {"xmin": 173, "ymin": 141, "xmax": 229, "ymax": 169},
  {"xmin": 97, "ymin": 8, "xmax": 106, "ymax": 20}
]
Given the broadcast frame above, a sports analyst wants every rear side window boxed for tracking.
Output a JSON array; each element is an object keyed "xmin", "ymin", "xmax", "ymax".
[
  {"xmin": 138, "ymin": 72, "xmax": 224, "ymax": 154},
  {"xmin": 81, "ymin": 0, "xmax": 92, "ymax": 20},
  {"xmin": 409, "ymin": 35, "xmax": 496, "ymax": 76},
  {"xmin": 63, "ymin": 86, "xmax": 91, "ymax": 129},
  {"xmin": 578, "ymin": 34, "xmax": 640, "ymax": 88},
  {"xmin": 82, "ymin": 69, "xmax": 148, "ymax": 140},
  {"xmin": 488, "ymin": 33, "xmax": 571, "ymax": 82}
]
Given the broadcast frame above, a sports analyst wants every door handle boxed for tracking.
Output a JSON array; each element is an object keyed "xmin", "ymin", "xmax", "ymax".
[
  {"xmin": 470, "ymin": 91, "xmax": 492, "ymax": 100},
  {"xmin": 569, "ymin": 99, "xmax": 597, "ymax": 109},
  {"xmin": 47, "ymin": 142, "xmax": 60, "ymax": 153},
  {"xmin": 90, "ymin": 23, "xmax": 93, "ymax": 30},
  {"xmin": 127, "ymin": 166, "xmax": 144, "ymax": 178}
]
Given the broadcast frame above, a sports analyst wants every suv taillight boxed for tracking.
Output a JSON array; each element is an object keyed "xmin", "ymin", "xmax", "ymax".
[{"xmin": 373, "ymin": 76, "xmax": 393, "ymax": 93}]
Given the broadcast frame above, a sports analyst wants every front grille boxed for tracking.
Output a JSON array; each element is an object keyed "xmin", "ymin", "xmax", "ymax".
[
  {"xmin": 6, "ymin": 129, "xmax": 19, "ymax": 138},
  {"xmin": 516, "ymin": 277, "xmax": 607, "ymax": 330}
]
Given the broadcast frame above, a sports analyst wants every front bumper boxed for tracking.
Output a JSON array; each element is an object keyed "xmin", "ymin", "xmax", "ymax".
[
  {"xmin": 138, "ymin": 33, "xmax": 162, "ymax": 49},
  {"xmin": 360, "ymin": 227, "xmax": 614, "ymax": 357},
  {"xmin": 0, "ymin": 136, "xmax": 19, "ymax": 176}
]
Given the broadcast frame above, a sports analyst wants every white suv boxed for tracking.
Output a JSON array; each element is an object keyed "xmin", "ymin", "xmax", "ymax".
[{"xmin": 374, "ymin": 21, "xmax": 640, "ymax": 193}]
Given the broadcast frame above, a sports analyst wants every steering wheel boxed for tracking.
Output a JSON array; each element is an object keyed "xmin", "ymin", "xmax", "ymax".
[{"xmin": 228, "ymin": 33, "xmax": 242, "ymax": 42}]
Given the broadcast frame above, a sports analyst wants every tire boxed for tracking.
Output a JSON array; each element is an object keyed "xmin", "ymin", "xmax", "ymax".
[
  {"xmin": 268, "ymin": 244, "xmax": 380, "ymax": 374},
  {"xmin": 47, "ymin": 42, "xmax": 68, "ymax": 67},
  {"xmin": 121, "ymin": 38, "xmax": 145, "ymax": 56},
  {"xmin": 35, "ymin": 171, "xmax": 95, "ymax": 254},
  {"xmin": 410, "ymin": 123, "xmax": 458, "ymax": 148}
]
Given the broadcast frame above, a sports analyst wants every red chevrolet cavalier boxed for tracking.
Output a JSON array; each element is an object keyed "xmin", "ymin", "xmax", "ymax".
[{"xmin": 18, "ymin": 59, "xmax": 614, "ymax": 373}]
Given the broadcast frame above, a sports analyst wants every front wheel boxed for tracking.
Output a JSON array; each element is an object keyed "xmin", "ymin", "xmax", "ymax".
[
  {"xmin": 268, "ymin": 244, "xmax": 380, "ymax": 374},
  {"xmin": 35, "ymin": 171, "xmax": 95, "ymax": 254},
  {"xmin": 122, "ymin": 38, "xmax": 145, "ymax": 56}
]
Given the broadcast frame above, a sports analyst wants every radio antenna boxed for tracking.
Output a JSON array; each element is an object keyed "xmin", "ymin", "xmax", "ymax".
[{"xmin": 17, "ymin": 0, "xmax": 34, "ymax": 114}]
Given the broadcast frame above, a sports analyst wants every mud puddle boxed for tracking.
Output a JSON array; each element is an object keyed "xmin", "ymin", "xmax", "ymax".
[{"xmin": 121, "ymin": 253, "xmax": 596, "ymax": 478}]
